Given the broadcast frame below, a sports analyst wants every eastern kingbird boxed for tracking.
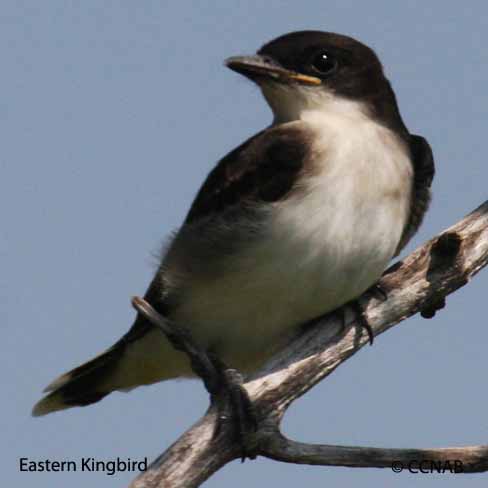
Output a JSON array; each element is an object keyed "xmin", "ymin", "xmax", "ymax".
[{"xmin": 33, "ymin": 31, "xmax": 434, "ymax": 416}]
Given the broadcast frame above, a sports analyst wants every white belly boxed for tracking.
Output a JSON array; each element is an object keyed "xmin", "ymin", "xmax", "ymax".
[
  {"xmin": 170, "ymin": 121, "xmax": 412, "ymax": 371},
  {"xmin": 114, "ymin": 116, "xmax": 413, "ymax": 391}
]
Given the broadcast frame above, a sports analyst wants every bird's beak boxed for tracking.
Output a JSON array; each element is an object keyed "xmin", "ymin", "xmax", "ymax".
[{"xmin": 225, "ymin": 55, "xmax": 321, "ymax": 86}]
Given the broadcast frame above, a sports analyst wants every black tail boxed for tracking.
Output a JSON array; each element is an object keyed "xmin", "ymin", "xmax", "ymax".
[{"xmin": 32, "ymin": 342, "xmax": 125, "ymax": 416}]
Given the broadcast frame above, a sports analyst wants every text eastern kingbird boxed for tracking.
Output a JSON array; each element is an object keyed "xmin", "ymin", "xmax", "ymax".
[{"xmin": 33, "ymin": 31, "xmax": 434, "ymax": 416}]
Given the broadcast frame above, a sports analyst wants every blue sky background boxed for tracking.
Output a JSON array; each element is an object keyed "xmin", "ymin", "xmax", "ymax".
[{"xmin": 3, "ymin": 1, "xmax": 488, "ymax": 487}]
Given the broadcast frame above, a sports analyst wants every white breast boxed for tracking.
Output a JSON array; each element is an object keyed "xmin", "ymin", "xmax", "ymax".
[
  {"xmin": 170, "ymin": 107, "xmax": 413, "ymax": 371},
  {"xmin": 270, "ymin": 111, "xmax": 412, "ymax": 312},
  {"xmin": 109, "ymin": 96, "xmax": 414, "ymax": 391}
]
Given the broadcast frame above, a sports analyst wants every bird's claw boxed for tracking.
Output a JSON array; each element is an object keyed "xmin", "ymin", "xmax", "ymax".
[
  {"xmin": 209, "ymin": 356, "xmax": 258, "ymax": 461},
  {"xmin": 339, "ymin": 290, "xmax": 380, "ymax": 345},
  {"xmin": 367, "ymin": 282, "xmax": 388, "ymax": 302},
  {"xmin": 350, "ymin": 301, "xmax": 374, "ymax": 345},
  {"xmin": 131, "ymin": 297, "xmax": 258, "ymax": 460}
]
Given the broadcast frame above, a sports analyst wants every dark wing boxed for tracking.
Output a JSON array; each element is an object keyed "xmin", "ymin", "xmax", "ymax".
[
  {"xmin": 185, "ymin": 124, "xmax": 310, "ymax": 224},
  {"xmin": 123, "ymin": 123, "xmax": 311, "ymax": 343},
  {"xmin": 395, "ymin": 134, "xmax": 435, "ymax": 254}
]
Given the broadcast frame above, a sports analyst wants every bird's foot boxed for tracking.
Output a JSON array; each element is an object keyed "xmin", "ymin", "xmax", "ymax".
[
  {"xmin": 350, "ymin": 300, "xmax": 374, "ymax": 345},
  {"xmin": 343, "ymin": 282, "xmax": 388, "ymax": 345},
  {"xmin": 366, "ymin": 282, "xmax": 388, "ymax": 302},
  {"xmin": 208, "ymin": 354, "xmax": 259, "ymax": 461},
  {"xmin": 131, "ymin": 297, "xmax": 258, "ymax": 461}
]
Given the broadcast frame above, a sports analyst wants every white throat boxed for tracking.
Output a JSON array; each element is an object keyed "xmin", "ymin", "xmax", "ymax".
[{"xmin": 260, "ymin": 82, "xmax": 370, "ymax": 125}]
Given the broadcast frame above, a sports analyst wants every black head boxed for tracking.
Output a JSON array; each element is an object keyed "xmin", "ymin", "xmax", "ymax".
[{"xmin": 226, "ymin": 31, "xmax": 407, "ymax": 135}]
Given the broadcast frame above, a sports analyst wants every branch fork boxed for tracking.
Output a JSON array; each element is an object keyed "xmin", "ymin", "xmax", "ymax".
[{"xmin": 129, "ymin": 201, "xmax": 488, "ymax": 488}]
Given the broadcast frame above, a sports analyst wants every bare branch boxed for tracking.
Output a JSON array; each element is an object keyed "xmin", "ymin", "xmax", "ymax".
[
  {"xmin": 130, "ymin": 201, "xmax": 488, "ymax": 488},
  {"xmin": 261, "ymin": 432, "xmax": 488, "ymax": 472}
]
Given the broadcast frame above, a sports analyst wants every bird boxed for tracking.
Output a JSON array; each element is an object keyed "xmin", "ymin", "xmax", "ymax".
[{"xmin": 33, "ymin": 30, "xmax": 434, "ymax": 417}]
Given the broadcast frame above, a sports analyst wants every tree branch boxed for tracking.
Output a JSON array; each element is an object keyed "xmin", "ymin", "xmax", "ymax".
[
  {"xmin": 261, "ymin": 433, "xmax": 488, "ymax": 472},
  {"xmin": 129, "ymin": 201, "xmax": 488, "ymax": 488}
]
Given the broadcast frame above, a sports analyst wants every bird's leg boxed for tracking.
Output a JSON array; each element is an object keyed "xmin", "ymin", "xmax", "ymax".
[
  {"xmin": 302, "ymin": 282, "xmax": 387, "ymax": 345},
  {"xmin": 131, "ymin": 297, "xmax": 221, "ymax": 394},
  {"xmin": 352, "ymin": 281, "xmax": 388, "ymax": 344},
  {"xmin": 350, "ymin": 300, "xmax": 374, "ymax": 345},
  {"xmin": 208, "ymin": 353, "xmax": 258, "ymax": 460},
  {"xmin": 342, "ymin": 282, "xmax": 388, "ymax": 345},
  {"xmin": 131, "ymin": 296, "xmax": 258, "ymax": 461},
  {"xmin": 366, "ymin": 282, "xmax": 388, "ymax": 302}
]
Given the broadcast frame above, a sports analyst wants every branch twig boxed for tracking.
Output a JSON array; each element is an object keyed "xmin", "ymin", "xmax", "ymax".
[
  {"xmin": 129, "ymin": 201, "xmax": 488, "ymax": 488},
  {"xmin": 262, "ymin": 433, "xmax": 488, "ymax": 472}
]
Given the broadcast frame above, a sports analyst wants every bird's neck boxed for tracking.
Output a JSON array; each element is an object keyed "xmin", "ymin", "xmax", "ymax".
[{"xmin": 261, "ymin": 84, "xmax": 370, "ymax": 127}]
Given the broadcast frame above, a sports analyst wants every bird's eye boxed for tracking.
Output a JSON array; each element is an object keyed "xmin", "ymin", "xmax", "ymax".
[{"xmin": 310, "ymin": 52, "xmax": 337, "ymax": 75}]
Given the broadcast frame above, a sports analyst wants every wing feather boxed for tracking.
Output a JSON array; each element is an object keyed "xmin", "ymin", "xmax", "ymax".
[
  {"xmin": 125, "ymin": 123, "xmax": 311, "ymax": 342},
  {"xmin": 396, "ymin": 134, "xmax": 435, "ymax": 254}
]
